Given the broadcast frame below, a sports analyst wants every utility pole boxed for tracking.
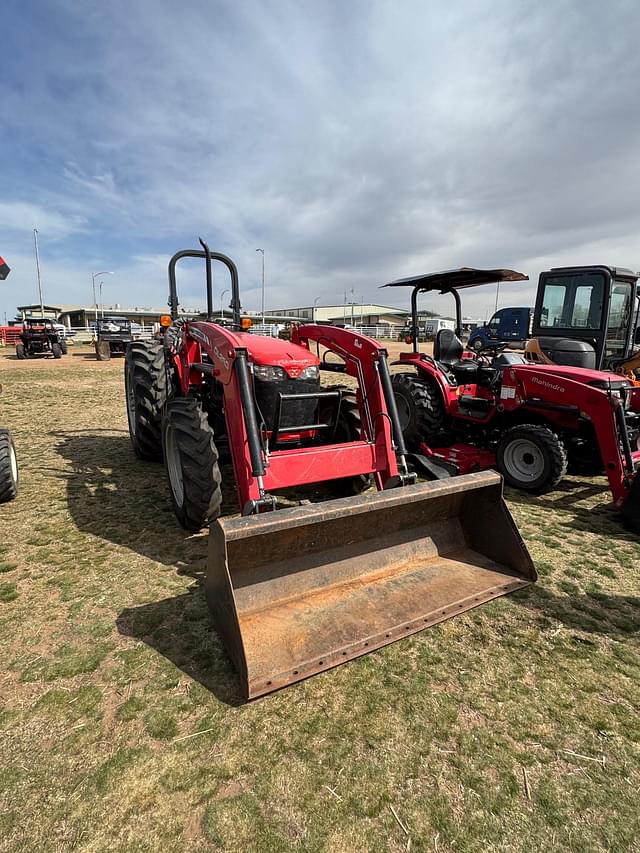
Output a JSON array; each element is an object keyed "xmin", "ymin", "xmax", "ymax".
[
  {"xmin": 33, "ymin": 229, "xmax": 44, "ymax": 318},
  {"xmin": 256, "ymin": 248, "xmax": 265, "ymax": 324},
  {"xmin": 313, "ymin": 296, "xmax": 321, "ymax": 322},
  {"xmin": 494, "ymin": 282, "xmax": 500, "ymax": 314},
  {"xmin": 92, "ymin": 271, "xmax": 113, "ymax": 322},
  {"xmin": 220, "ymin": 289, "xmax": 229, "ymax": 318}
]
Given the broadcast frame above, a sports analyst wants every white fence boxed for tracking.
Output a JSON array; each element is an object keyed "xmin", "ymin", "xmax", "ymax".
[
  {"xmin": 63, "ymin": 326, "xmax": 156, "ymax": 344},
  {"xmin": 59, "ymin": 323, "xmax": 401, "ymax": 344},
  {"xmin": 250, "ymin": 324, "xmax": 400, "ymax": 340}
]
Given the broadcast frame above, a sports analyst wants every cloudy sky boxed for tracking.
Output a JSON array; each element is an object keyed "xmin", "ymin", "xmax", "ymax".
[{"xmin": 1, "ymin": 0, "xmax": 639, "ymax": 324}]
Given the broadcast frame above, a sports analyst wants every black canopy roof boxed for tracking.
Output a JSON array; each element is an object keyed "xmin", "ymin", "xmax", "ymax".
[{"xmin": 382, "ymin": 267, "xmax": 528, "ymax": 293}]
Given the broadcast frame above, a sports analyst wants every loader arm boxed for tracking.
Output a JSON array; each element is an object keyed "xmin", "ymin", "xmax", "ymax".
[
  {"xmin": 514, "ymin": 367, "xmax": 640, "ymax": 505},
  {"xmin": 293, "ymin": 324, "xmax": 413, "ymax": 483}
]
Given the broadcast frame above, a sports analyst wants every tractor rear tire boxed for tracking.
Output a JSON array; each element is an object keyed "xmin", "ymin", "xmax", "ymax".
[
  {"xmin": 322, "ymin": 387, "xmax": 372, "ymax": 497},
  {"xmin": 125, "ymin": 341, "xmax": 168, "ymax": 462},
  {"xmin": 15, "ymin": 344, "xmax": 26, "ymax": 360},
  {"xmin": 51, "ymin": 343, "xmax": 62, "ymax": 359},
  {"xmin": 0, "ymin": 430, "xmax": 18, "ymax": 503},
  {"xmin": 162, "ymin": 397, "xmax": 222, "ymax": 531},
  {"xmin": 391, "ymin": 373, "xmax": 445, "ymax": 449},
  {"xmin": 497, "ymin": 424, "xmax": 567, "ymax": 493},
  {"xmin": 96, "ymin": 341, "xmax": 111, "ymax": 361}
]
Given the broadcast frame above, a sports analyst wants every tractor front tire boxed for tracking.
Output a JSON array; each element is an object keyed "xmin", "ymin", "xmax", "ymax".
[
  {"xmin": 125, "ymin": 341, "xmax": 168, "ymax": 461},
  {"xmin": 15, "ymin": 344, "xmax": 26, "ymax": 360},
  {"xmin": 0, "ymin": 430, "xmax": 18, "ymax": 503},
  {"xmin": 391, "ymin": 373, "xmax": 445, "ymax": 448},
  {"xmin": 51, "ymin": 343, "xmax": 62, "ymax": 359},
  {"xmin": 96, "ymin": 341, "xmax": 111, "ymax": 361},
  {"xmin": 162, "ymin": 397, "xmax": 222, "ymax": 531},
  {"xmin": 497, "ymin": 424, "xmax": 567, "ymax": 493},
  {"xmin": 322, "ymin": 388, "xmax": 372, "ymax": 497}
]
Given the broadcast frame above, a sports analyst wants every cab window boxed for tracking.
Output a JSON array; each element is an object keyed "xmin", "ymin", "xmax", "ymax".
[{"xmin": 539, "ymin": 273, "xmax": 605, "ymax": 330}]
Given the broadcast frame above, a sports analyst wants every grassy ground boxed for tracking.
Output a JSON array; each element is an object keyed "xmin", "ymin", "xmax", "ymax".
[{"xmin": 0, "ymin": 348, "xmax": 639, "ymax": 852}]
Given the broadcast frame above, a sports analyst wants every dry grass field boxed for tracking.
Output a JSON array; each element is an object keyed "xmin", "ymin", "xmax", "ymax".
[{"xmin": 0, "ymin": 345, "xmax": 639, "ymax": 852}]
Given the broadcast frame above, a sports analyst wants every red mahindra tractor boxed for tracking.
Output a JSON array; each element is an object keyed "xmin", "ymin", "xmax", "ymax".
[
  {"xmin": 122, "ymin": 243, "xmax": 537, "ymax": 699},
  {"xmin": 387, "ymin": 268, "xmax": 640, "ymax": 533}
]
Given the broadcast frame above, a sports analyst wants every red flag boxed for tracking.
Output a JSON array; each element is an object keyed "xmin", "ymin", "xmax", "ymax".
[{"xmin": 0, "ymin": 257, "xmax": 10, "ymax": 281}]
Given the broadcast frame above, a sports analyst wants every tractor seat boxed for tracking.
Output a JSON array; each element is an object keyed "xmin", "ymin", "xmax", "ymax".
[{"xmin": 434, "ymin": 328, "xmax": 478, "ymax": 384}]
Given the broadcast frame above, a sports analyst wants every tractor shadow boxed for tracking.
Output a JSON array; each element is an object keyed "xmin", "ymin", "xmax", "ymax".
[
  {"xmin": 53, "ymin": 429, "xmax": 244, "ymax": 705},
  {"xmin": 53, "ymin": 429, "xmax": 342, "ymax": 704}
]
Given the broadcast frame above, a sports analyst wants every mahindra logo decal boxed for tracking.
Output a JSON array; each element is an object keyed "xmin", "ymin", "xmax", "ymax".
[
  {"xmin": 531, "ymin": 376, "xmax": 564, "ymax": 393},
  {"xmin": 213, "ymin": 346, "xmax": 229, "ymax": 370}
]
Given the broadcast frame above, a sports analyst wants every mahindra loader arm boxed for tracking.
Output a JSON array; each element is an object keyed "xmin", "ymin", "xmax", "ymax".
[{"xmin": 206, "ymin": 471, "xmax": 536, "ymax": 699}]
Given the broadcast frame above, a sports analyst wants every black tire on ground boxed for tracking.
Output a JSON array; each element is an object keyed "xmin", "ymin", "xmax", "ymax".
[
  {"xmin": 162, "ymin": 397, "xmax": 222, "ymax": 531},
  {"xmin": 322, "ymin": 387, "xmax": 372, "ymax": 497},
  {"xmin": 15, "ymin": 344, "xmax": 26, "ymax": 360},
  {"xmin": 496, "ymin": 424, "xmax": 568, "ymax": 493},
  {"xmin": 96, "ymin": 341, "xmax": 111, "ymax": 361},
  {"xmin": 51, "ymin": 343, "xmax": 62, "ymax": 359},
  {"xmin": 124, "ymin": 341, "xmax": 169, "ymax": 461},
  {"xmin": 621, "ymin": 473, "xmax": 640, "ymax": 535},
  {"xmin": 0, "ymin": 429, "xmax": 19, "ymax": 504},
  {"xmin": 60, "ymin": 340, "xmax": 68, "ymax": 355},
  {"xmin": 391, "ymin": 373, "xmax": 446, "ymax": 449},
  {"xmin": 471, "ymin": 338, "xmax": 484, "ymax": 352}
]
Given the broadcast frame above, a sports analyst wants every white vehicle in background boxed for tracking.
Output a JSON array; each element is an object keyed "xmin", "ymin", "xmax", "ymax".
[{"xmin": 423, "ymin": 317, "xmax": 456, "ymax": 337}]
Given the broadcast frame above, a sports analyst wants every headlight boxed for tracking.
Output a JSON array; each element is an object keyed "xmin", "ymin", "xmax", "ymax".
[
  {"xmin": 253, "ymin": 364, "xmax": 286, "ymax": 381},
  {"xmin": 299, "ymin": 365, "xmax": 319, "ymax": 380}
]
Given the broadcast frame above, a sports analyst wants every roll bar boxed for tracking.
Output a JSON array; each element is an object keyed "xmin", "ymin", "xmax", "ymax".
[{"xmin": 168, "ymin": 240, "xmax": 242, "ymax": 329}]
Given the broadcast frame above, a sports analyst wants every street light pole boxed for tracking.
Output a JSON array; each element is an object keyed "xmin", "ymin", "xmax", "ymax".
[
  {"xmin": 313, "ymin": 296, "xmax": 321, "ymax": 322},
  {"xmin": 255, "ymin": 248, "xmax": 265, "ymax": 324},
  {"xmin": 220, "ymin": 289, "xmax": 229, "ymax": 318},
  {"xmin": 33, "ymin": 229, "xmax": 44, "ymax": 318},
  {"xmin": 91, "ymin": 271, "xmax": 114, "ymax": 323},
  {"xmin": 494, "ymin": 282, "xmax": 500, "ymax": 314}
]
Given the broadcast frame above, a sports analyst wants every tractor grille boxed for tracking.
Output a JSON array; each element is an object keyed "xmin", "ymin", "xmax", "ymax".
[{"xmin": 254, "ymin": 377, "xmax": 320, "ymax": 431}]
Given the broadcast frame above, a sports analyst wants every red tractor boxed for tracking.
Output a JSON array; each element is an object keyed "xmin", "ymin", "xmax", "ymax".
[
  {"xmin": 387, "ymin": 268, "xmax": 640, "ymax": 532},
  {"xmin": 123, "ymin": 243, "xmax": 536, "ymax": 699}
]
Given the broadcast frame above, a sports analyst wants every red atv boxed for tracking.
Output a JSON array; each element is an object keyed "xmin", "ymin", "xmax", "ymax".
[
  {"xmin": 16, "ymin": 319, "xmax": 67, "ymax": 359},
  {"xmin": 387, "ymin": 268, "xmax": 640, "ymax": 532}
]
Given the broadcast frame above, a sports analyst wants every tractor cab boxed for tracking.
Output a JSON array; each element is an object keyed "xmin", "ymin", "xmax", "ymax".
[{"xmin": 529, "ymin": 265, "xmax": 639, "ymax": 371}]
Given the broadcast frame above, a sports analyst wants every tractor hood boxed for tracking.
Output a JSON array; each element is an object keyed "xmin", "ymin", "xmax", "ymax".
[
  {"xmin": 234, "ymin": 332, "xmax": 320, "ymax": 375},
  {"xmin": 517, "ymin": 363, "xmax": 632, "ymax": 389}
]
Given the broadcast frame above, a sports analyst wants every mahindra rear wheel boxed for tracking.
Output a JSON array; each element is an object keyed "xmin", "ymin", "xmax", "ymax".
[
  {"xmin": 125, "ymin": 341, "xmax": 168, "ymax": 461},
  {"xmin": 621, "ymin": 475, "xmax": 640, "ymax": 534},
  {"xmin": 497, "ymin": 424, "xmax": 567, "ymax": 493},
  {"xmin": 391, "ymin": 373, "xmax": 445, "ymax": 448},
  {"xmin": 0, "ymin": 430, "xmax": 18, "ymax": 503},
  {"xmin": 162, "ymin": 397, "xmax": 222, "ymax": 531}
]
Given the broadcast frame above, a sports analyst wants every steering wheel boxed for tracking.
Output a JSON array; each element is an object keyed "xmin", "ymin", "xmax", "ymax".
[{"xmin": 471, "ymin": 341, "xmax": 509, "ymax": 364}]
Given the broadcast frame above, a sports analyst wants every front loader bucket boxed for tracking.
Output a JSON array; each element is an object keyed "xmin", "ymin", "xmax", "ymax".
[{"xmin": 206, "ymin": 471, "xmax": 536, "ymax": 699}]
